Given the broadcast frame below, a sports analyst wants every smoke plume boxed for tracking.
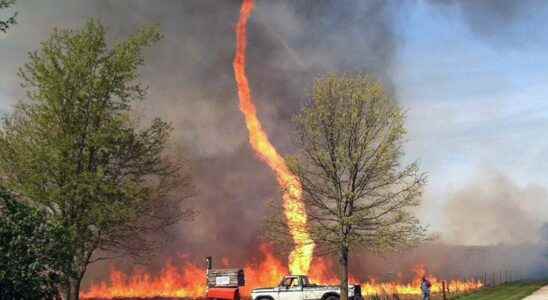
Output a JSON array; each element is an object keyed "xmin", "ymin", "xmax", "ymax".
[
  {"xmin": 1, "ymin": 0, "xmax": 399, "ymax": 285},
  {"xmin": 442, "ymin": 169, "xmax": 548, "ymax": 246}
]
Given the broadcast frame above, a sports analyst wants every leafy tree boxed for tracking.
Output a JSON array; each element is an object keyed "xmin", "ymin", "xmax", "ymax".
[
  {"xmin": 0, "ymin": 20, "xmax": 193, "ymax": 300},
  {"xmin": 0, "ymin": 0, "xmax": 17, "ymax": 33},
  {"xmin": 0, "ymin": 188, "xmax": 71, "ymax": 299},
  {"xmin": 268, "ymin": 74, "xmax": 426, "ymax": 300}
]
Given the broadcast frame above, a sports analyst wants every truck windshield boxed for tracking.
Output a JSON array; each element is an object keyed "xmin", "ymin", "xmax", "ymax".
[
  {"xmin": 281, "ymin": 277, "xmax": 293, "ymax": 287},
  {"xmin": 280, "ymin": 277, "xmax": 300, "ymax": 288}
]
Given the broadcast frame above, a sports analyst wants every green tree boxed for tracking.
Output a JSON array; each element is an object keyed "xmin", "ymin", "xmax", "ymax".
[
  {"xmin": 0, "ymin": 20, "xmax": 193, "ymax": 300},
  {"xmin": 0, "ymin": 0, "xmax": 17, "ymax": 33},
  {"xmin": 0, "ymin": 188, "xmax": 71, "ymax": 299},
  {"xmin": 268, "ymin": 74, "xmax": 426, "ymax": 300}
]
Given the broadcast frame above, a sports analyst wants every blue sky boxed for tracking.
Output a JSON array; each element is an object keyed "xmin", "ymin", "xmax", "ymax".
[
  {"xmin": 1, "ymin": 1, "xmax": 547, "ymax": 244},
  {"xmin": 392, "ymin": 1, "xmax": 548, "ymax": 233}
]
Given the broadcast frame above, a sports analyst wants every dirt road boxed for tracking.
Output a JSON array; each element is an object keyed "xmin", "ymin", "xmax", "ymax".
[{"xmin": 522, "ymin": 284, "xmax": 548, "ymax": 300}]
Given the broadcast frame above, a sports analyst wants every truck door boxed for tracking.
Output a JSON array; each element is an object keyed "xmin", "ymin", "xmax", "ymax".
[{"xmin": 279, "ymin": 276, "xmax": 304, "ymax": 300}]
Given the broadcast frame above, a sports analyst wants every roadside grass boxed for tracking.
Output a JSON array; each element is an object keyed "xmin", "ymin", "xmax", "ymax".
[
  {"xmin": 363, "ymin": 282, "xmax": 546, "ymax": 300},
  {"xmin": 450, "ymin": 282, "xmax": 547, "ymax": 300}
]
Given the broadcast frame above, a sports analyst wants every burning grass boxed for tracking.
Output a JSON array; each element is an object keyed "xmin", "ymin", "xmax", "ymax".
[
  {"xmin": 361, "ymin": 267, "xmax": 482, "ymax": 296},
  {"xmin": 81, "ymin": 244, "xmax": 483, "ymax": 300}
]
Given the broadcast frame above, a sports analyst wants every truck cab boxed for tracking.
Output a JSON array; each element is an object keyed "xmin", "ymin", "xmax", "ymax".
[{"xmin": 278, "ymin": 276, "xmax": 309, "ymax": 300}]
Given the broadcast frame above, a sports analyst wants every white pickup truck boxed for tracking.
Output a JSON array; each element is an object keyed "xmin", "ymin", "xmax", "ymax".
[{"xmin": 251, "ymin": 275, "xmax": 362, "ymax": 300}]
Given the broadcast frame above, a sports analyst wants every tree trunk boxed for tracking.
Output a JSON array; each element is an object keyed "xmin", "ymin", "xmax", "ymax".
[
  {"xmin": 339, "ymin": 244, "xmax": 349, "ymax": 300},
  {"xmin": 64, "ymin": 277, "xmax": 82, "ymax": 300}
]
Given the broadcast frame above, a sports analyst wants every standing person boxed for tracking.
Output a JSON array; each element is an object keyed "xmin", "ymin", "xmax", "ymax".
[{"xmin": 421, "ymin": 276, "xmax": 432, "ymax": 300}]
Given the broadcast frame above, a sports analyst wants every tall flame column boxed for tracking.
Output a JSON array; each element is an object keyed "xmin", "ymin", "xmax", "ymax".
[{"xmin": 232, "ymin": 0, "xmax": 315, "ymax": 275}]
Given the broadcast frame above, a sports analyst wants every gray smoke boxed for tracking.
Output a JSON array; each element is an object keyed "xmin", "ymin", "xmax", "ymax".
[
  {"xmin": 442, "ymin": 169, "xmax": 548, "ymax": 246},
  {"xmin": 426, "ymin": 0, "xmax": 546, "ymax": 46},
  {"xmin": 2, "ymin": 0, "xmax": 400, "ymax": 285},
  {"xmin": 541, "ymin": 223, "xmax": 548, "ymax": 242},
  {"xmin": 354, "ymin": 242, "xmax": 548, "ymax": 282}
]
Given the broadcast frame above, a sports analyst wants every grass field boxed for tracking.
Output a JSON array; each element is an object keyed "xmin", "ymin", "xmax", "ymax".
[
  {"xmin": 362, "ymin": 282, "xmax": 547, "ymax": 300},
  {"xmin": 451, "ymin": 282, "xmax": 547, "ymax": 300}
]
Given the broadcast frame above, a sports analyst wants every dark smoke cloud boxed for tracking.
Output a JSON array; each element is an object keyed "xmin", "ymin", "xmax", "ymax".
[
  {"xmin": 442, "ymin": 169, "xmax": 548, "ymax": 246},
  {"xmin": 426, "ymin": 0, "xmax": 547, "ymax": 46},
  {"xmin": 2, "ymin": 0, "xmax": 398, "ymax": 285}
]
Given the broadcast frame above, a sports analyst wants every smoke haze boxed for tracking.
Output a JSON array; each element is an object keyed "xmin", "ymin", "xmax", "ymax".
[
  {"xmin": 426, "ymin": 0, "xmax": 544, "ymax": 46},
  {"xmin": 443, "ymin": 169, "xmax": 548, "ymax": 246}
]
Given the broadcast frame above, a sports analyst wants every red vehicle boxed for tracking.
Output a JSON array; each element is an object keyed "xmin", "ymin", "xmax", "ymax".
[{"xmin": 205, "ymin": 257, "xmax": 245, "ymax": 300}]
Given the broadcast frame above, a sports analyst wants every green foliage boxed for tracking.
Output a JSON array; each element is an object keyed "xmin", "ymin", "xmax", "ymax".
[
  {"xmin": 266, "ymin": 74, "xmax": 426, "ymax": 300},
  {"xmin": 0, "ymin": 0, "xmax": 17, "ymax": 33},
  {"xmin": 0, "ymin": 188, "xmax": 72, "ymax": 299},
  {"xmin": 289, "ymin": 74, "xmax": 427, "ymax": 254},
  {"xmin": 0, "ymin": 19, "xmax": 193, "ymax": 299}
]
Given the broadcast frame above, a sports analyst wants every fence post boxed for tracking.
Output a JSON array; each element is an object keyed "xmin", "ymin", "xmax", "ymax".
[{"xmin": 442, "ymin": 281, "xmax": 447, "ymax": 300}]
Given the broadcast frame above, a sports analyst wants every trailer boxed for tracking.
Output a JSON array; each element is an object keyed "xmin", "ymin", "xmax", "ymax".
[{"xmin": 205, "ymin": 256, "xmax": 245, "ymax": 300}]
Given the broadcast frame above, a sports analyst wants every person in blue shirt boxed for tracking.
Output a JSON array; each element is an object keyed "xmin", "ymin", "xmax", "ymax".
[{"xmin": 421, "ymin": 276, "xmax": 432, "ymax": 300}]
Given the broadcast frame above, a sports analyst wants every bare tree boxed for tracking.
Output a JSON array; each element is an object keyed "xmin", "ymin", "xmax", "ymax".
[{"xmin": 267, "ymin": 74, "xmax": 427, "ymax": 300}]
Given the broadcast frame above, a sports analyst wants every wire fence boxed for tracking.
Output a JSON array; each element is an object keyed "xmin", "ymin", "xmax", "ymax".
[{"xmin": 364, "ymin": 269, "xmax": 528, "ymax": 300}]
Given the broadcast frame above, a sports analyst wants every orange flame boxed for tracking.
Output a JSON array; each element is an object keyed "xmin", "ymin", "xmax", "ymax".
[
  {"xmin": 233, "ymin": 0, "xmax": 314, "ymax": 275},
  {"xmin": 80, "ymin": 245, "xmax": 286, "ymax": 299},
  {"xmin": 81, "ymin": 248, "xmax": 482, "ymax": 299},
  {"xmin": 361, "ymin": 265, "xmax": 483, "ymax": 296},
  {"xmin": 81, "ymin": 245, "xmax": 349, "ymax": 299},
  {"xmin": 80, "ymin": 261, "xmax": 206, "ymax": 299}
]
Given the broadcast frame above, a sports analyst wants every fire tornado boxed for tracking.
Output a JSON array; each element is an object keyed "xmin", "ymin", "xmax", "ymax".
[{"xmin": 233, "ymin": 0, "xmax": 315, "ymax": 275}]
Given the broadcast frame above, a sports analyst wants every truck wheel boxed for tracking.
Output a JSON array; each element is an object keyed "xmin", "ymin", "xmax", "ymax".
[{"xmin": 325, "ymin": 295, "xmax": 340, "ymax": 300}]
